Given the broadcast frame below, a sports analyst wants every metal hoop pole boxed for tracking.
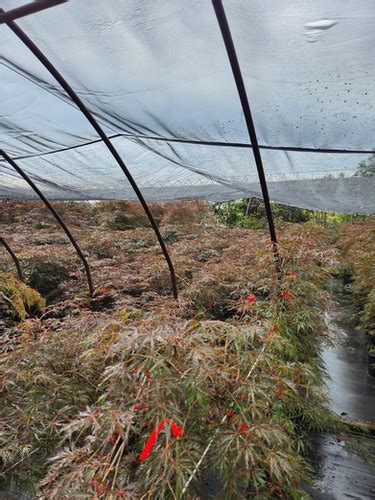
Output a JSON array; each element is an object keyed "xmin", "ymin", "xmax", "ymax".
[
  {"xmin": 4, "ymin": 16, "xmax": 178, "ymax": 299},
  {"xmin": 0, "ymin": 1, "xmax": 67, "ymax": 24},
  {"xmin": 212, "ymin": 0, "xmax": 281, "ymax": 273},
  {"xmin": 0, "ymin": 149, "xmax": 94, "ymax": 297},
  {"xmin": 0, "ymin": 235, "xmax": 23, "ymax": 281}
]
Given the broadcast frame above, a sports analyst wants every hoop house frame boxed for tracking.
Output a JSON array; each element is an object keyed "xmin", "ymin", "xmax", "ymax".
[
  {"xmin": 2, "ymin": 5, "xmax": 178, "ymax": 299},
  {"xmin": 1, "ymin": 149, "xmax": 95, "ymax": 297},
  {"xmin": 212, "ymin": 0, "xmax": 280, "ymax": 272},
  {"xmin": 0, "ymin": 235, "xmax": 23, "ymax": 281}
]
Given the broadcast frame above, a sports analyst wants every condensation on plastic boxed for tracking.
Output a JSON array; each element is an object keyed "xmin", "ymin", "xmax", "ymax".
[{"xmin": 0, "ymin": 0, "xmax": 374, "ymax": 213}]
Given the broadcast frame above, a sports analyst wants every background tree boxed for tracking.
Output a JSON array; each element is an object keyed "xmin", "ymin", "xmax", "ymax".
[{"xmin": 354, "ymin": 154, "xmax": 375, "ymax": 177}]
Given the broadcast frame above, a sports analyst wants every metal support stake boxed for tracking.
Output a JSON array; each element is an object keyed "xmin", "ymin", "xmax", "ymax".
[
  {"xmin": 0, "ymin": 149, "xmax": 94, "ymax": 297},
  {"xmin": 0, "ymin": 235, "xmax": 23, "ymax": 281},
  {"xmin": 4, "ymin": 16, "xmax": 178, "ymax": 299},
  {"xmin": 212, "ymin": 0, "xmax": 281, "ymax": 274}
]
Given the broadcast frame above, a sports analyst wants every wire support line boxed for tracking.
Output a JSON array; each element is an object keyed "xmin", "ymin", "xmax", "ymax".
[{"xmin": 0, "ymin": 132, "xmax": 373, "ymax": 165}]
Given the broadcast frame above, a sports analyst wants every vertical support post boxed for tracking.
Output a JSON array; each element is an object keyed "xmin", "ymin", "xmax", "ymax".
[
  {"xmin": 4, "ymin": 16, "xmax": 178, "ymax": 299},
  {"xmin": 0, "ymin": 236, "xmax": 23, "ymax": 281},
  {"xmin": 212, "ymin": 0, "xmax": 281, "ymax": 273},
  {"xmin": 0, "ymin": 149, "xmax": 94, "ymax": 297}
]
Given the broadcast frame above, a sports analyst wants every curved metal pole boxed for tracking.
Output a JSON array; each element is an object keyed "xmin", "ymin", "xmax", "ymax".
[
  {"xmin": 212, "ymin": 0, "xmax": 281, "ymax": 274},
  {"xmin": 5, "ymin": 17, "xmax": 178, "ymax": 299},
  {"xmin": 0, "ymin": 149, "xmax": 94, "ymax": 297},
  {"xmin": 0, "ymin": 0, "xmax": 67, "ymax": 24},
  {"xmin": 0, "ymin": 235, "xmax": 23, "ymax": 281}
]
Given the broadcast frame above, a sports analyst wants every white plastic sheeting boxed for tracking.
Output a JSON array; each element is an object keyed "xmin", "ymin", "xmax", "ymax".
[{"xmin": 0, "ymin": 0, "xmax": 374, "ymax": 212}]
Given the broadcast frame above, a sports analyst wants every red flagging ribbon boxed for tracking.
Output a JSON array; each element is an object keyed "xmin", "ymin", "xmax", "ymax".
[{"xmin": 139, "ymin": 419, "xmax": 183, "ymax": 461}]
